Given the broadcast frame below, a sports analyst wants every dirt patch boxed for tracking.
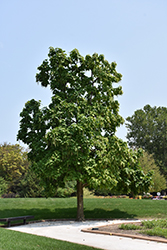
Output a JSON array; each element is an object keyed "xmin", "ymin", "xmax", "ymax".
[{"xmin": 82, "ymin": 222, "xmax": 167, "ymax": 244}]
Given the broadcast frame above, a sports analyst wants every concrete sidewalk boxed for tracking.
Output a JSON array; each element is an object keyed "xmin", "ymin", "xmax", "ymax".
[{"xmin": 9, "ymin": 220, "xmax": 167, "ymax": 250}]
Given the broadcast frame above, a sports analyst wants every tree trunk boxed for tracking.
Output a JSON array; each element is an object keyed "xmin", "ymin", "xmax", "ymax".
[{"xmin": 77, "ymin": 181, "xmax": 84, "ymax": 221}]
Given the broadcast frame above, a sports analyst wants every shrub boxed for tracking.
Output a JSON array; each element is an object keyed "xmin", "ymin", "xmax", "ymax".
[
  {"xmin": 2, "ymin": 192, "xmax": 19, "ymax": 198},
  {"xmin": 55, "ymin": 181, "xmax": 77, "ymax": 198},
  {"xmin": 142, "ymin": 219, "xmax": 167, "ymax": 229},
  {"xmin": 18, "ymin": 170, "xmax": 44, "ymax": 198},
  {"xmin": 142, "ymin": 227, "xmax": 167, "ymax": 239},
  {"xmin": 119, "ymin": 224, "xmax": 141, "ymax": 230}
]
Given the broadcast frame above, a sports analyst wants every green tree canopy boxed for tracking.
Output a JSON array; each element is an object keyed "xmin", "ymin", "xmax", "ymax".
[
  {"xmin": 126, "ymin": 104, "xmax": 167, "ymax": 176},
  {"xmin": 0, "ymin": 143, "xmax": 30, "ymax": 196},
  {"xmin": 139, "ymin": 151, "xmax": 166, "ymax": 192},
  {"xmin": 17, "ymin": 47, "xmax": 152, "ymax": 220},
  {"xmin": 0, "ymin": 143, "xmax": 29, "ymax": 182},
  {"xmin": 0, "ymin": 177, "xmax": 8, "ymax": 196}
]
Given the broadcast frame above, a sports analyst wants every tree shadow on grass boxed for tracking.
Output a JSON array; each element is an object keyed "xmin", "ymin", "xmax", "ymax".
[
  {"xmin": 0, "ymin": 207, "xmax": 137, "ymax": 226},
  {"xmin": 0, "ymin": 208, "xmax": 77, "ymax": 225},
  {"xmin": 85, "ymin": 208, "xmax": 137, "ymax": 219}
]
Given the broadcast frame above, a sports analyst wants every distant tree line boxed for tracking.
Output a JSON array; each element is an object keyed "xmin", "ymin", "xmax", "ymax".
[{"xmin": 126, "ymin": 104, "xmax": 167, "ymax": 192}]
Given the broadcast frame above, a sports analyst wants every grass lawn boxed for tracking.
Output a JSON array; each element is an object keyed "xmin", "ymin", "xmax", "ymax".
[
  {"xmin": 0, "ymin": 197, "xmax": 167, "ymax": 223},
  {"xmin": 0, "ymin": 197, "xmax": 167, "ymax": 249},
  {"xmin": 0, "ymin": 227, "xmax": 101, "ymax": 250}
]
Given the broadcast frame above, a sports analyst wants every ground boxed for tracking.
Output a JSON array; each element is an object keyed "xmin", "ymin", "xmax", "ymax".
[{"xmin": 82, "ymin": 221, "xmax": 167, "ymax": 244}]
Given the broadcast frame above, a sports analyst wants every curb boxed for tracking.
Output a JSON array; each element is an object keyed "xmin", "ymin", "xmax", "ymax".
[{"xmin": 81, "ymin": 223, "xmax": 167, "ymax": 244}]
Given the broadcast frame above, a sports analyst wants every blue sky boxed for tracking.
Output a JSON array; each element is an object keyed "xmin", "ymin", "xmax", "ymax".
[{"xmin": 1, "ymin": 0, "xmax": 167, "ymax": 146}]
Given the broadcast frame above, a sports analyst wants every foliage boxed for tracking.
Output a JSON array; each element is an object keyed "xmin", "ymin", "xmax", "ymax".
[
  {"xmin": 0, "ymin": 142, "xmax": 32, "ymax": 196},
  {"xmin": 0, "ymin": 177, "xmax": 8, "ymax": 196},
  {"xmin": 120, "ymin": 219, "xmax": 167, "ymax": 239},
  {"xmin": 119, "ymin": 223, "xmax": 141, "ymax": 230},
  {"xmin": 0, "ymin": 143, "xmax": 29, "ymax": 182},
  {"xmin": 17, "ymin": 47, "xmax": 152, "ymax": 220},
  {"xmin": 139, "ymin": 151, "xmax": 166, "ymax": 192},
  {"xmin": 83, "ymin": 187, "xmax": 94, "ymax": 198},
  {"xmin": 93, "ymin": 187, "xmax": 112, "ymax": 196},
  {"xmin": 55, "ymin": 181, "xmax": 76, "ymax": 197},
  {"xmin": 2, "ymin": 192, "xmax": 19, "ymax": 198},
  {"xmin": 18, "ymin": 170, "xmax": 44, "ymax": 198},
  {"xmin": 0, "ymin": 142, "xmax": 45, "ymax": 197},
  {"xmin": 0, "ymin": 142, "xmax": 30, "ymax": 193},
  {"xmin": 140, "ymin": 219, "xmax": 167, "ymax": 239},
  {"xmin": 142, "ymin": 219, "xmax": 167, "ymax": 229},
  {"xmin": 126, "ymin": 104, "xmax": 167, "ymax": 176},
  {"xmin": 142, "ymin": 227, "xmax": 167, "ymax": 239},
  {"xmin": 110, "ymin": 148, "xmax": 153, "ymax": 197}
]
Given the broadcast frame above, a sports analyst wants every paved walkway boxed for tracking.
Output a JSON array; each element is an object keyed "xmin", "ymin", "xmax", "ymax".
[{"xmin": 9, "ymin": 220, "xmax": 167, "ymax": 250}]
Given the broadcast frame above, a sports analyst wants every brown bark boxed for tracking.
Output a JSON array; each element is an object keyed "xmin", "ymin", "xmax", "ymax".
[{"xmin": 77, "ymin": 181, "xmax": 85, "ymax": 221}]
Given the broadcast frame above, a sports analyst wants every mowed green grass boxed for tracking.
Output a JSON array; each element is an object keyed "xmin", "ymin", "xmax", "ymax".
[
  {"xmin": 0, "ymin": 197, "xmax": 167, "ymax": 249},
  {"xmin": 0, "ymin": 227, "xmax": 101, "ymax": 250},
  {"xmin": 0, "ymin": 197, "xmax": 167, "ymax": 222}
]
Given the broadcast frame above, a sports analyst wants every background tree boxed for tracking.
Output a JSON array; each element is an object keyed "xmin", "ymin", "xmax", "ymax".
[
  {"xmin": 0, "ymin": 177, "xmax": 8, "ymax": 196},
  {"xmin": 139, "ymin": 151, "xmax": 166, "ymax": 192},
  {"xmin": 126, "ymin": 105, "xmax": 167, "ymax": 177},
  {"xmin": 94, "ymin": 148, "xmax": 153, "ymax": 197},
  {"xmin": 55, "ymin": 180, "xmax": 77, "ymax": 198},
  {"xmin": 17, "ymin": 47, "xmax": 152, "ymax": 220},
  {"xmin": 0, "ymin": 143, "xmax": 30, "ymax": 194},
  {"xmin": 0, "ymin": 143, "xmax": 29, "ymax": 181},
  {"xmin": 18, "ymin": 170, "xmax": 44, "ymax": 198}
]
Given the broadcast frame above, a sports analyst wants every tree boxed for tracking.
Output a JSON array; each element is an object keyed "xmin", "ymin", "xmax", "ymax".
[
  {"xmin": 55, "ymin": 180, "xmax": 77, "ymax": 198},
  {"xmin": 17, "ymin": 47, "xmax": 152, "ymax": 220},
  {"xmin": 94, "ymin": 147, "xmax": 153, "ymax": 197},
  {"xmin": 126, "ymin": 105, "xmax": 167, "ymax": 176},
  {"xmin": 139, "ymin": 151, "xmax": 166, "ymax": 192},
  {"xmin": 0, "ymin": 177, "xmax": 8, "ymax": 196},
  {"xmin": 18, "ymin": 170, "xmax": 44, "ymax": 198},
  {"xmin": 0, "ymin": 143, "xmax": 29, "ymax": 188}
]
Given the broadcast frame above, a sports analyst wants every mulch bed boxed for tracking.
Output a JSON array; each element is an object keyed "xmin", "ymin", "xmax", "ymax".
[{"xmin": 82, "ymin": 221, "xmax": 167, "ymax": 244}]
